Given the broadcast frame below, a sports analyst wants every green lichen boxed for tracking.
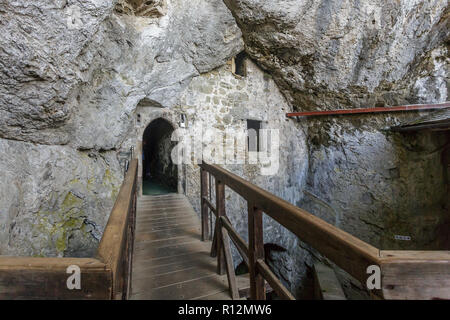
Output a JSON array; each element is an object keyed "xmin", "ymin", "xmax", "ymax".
[
  {"xmin": 102, "ymin": 169, "xmax": 120, "ymax": 199},
  {"xmin": 34, "ymin": 191, "xmax": 86, "ymax": 255},
  {"xmin": 55, "ymin": 230, "xmax": 67, "ymax": 252},
  {"xmin": 62, "ymin": 192, "xmax": 83, "ymax": 209}
]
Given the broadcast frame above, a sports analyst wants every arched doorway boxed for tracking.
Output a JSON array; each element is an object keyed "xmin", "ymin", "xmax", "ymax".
[{"xmin": 142, "ymin": 118, "xmax": 178, "ymax": 195}]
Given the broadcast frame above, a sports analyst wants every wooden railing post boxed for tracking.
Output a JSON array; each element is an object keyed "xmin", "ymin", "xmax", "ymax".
[
  {"xmin": 248, "ymin": 203, "xmax": 265, "ymax": 300},
  {"xmin": 200, "ymin": 168, "xmax": 209, "ymax": 241},
  {"xmin": 215, "ymin": 180, "xmax": 226, "ymax": 275}
]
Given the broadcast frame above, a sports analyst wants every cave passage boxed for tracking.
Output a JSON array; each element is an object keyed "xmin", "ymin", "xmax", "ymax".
[{"xmin": 142, "ymin": 118, "xmax": 178, "ymax": 195}]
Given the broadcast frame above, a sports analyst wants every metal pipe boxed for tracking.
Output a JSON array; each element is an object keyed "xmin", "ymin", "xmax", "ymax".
[{"xmin": 286, "ymin": 102, "xmax": 450, "ymax": 118}]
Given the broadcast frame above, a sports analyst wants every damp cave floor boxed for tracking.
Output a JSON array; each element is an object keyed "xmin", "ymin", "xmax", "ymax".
[{"xmin": 142, "ymin": 179, "xmax": 176, "ymax": 196}]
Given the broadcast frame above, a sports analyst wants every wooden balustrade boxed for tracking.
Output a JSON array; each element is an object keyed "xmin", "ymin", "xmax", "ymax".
[
  {"xmin": 0, "ymin": 158, "xmax": 448, "ymax": 300},
  {"xmin": 0, "ymin": 159, "xmax": 138, "ymax": 300},
  {"xmin": 97, "ymin": 159, "xmax": 138, "ymax": 299},
  {"xmin": 199, "ymin": 162, "xmax": 450, "ymax": 300}
]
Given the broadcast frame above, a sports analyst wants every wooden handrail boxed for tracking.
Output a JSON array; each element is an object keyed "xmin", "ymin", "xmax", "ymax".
[
  {"xmin": 0, "ymin": 159, "xmax": 138, "ymax": 300},
  {"xmin": 199, "ymin": 162, "xmax": 450, "ymax": 300},
  {"xmin": 97, "ymin": 159, "xmax": 138, "ymax": 299},
  {"xmin": 0, "ymin": 257, "xmax": 111, "ymax": 299}
]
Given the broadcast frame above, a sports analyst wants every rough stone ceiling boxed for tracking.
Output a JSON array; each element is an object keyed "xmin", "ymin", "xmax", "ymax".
[{"xmin": 115, "ymin": 0, "xmax": 166, "ymax": 17}]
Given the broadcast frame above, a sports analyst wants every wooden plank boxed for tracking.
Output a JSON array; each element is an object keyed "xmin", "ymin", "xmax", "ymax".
[
  {"xmin": 215, "ymin": 180, "xmax": 226, "ymax": 275},
  {"xmin": 313, "ymin": 262, "xmax": 346, "ymax": 300},
  {"xmin": 201, "ymin": 169, "xmax": 209, "ymax": 241},
  {"xmin": 133, "ymin": 250, "xmax": 212, "ymax": 272},
  {"xmin": 221, "ymin": 226, "xmax": 239, "ymax": 299},
  {"xmin": 133, "ymin": 255, "xmax": 215, "ymax": 278},
  {"xmin": 131, "ymin": 274, "xmax": 230, "ymax": 300},
  {"xmin": 256, "ymin": 259, "xmax": 294, "ymax": 300},
  {"xmin": 134, "ymin": 235, "xmax": 199, "ymax": 250},
  {"xmin": 136, "ymin": 223, "xmax": 201, "ymax": 235},
  {"xmin": 210, "ymin": 219, "xmax": 218, "ymax": 258},
  {"xmin": 220, "ymin": 216, "xmax": 249, "ymax": 266},
  {"xmin": 0, "ymin": 257, "xmax": 111, "ymax": 300},
  {"xmin": 380, "ymin": 250, "xmax": 450, "ymax": 260},
  {"xmin": 137, "ymin": 206, "xmax": 189, "ymax": 211},
  {"xmin": 138, "ymin": 199, "xmax": 187, "ymax": 204},
  {"xmin": 136, "ymin": 216, "xmax": 198, "ymax": 228},
  {"xmin": 248, "ymin": 204, "xmax": 265, "ymax": 300},
  {"xmin": 132, "ymin": 263, "xmax": 218, "ymax": 293},
  {"xmin": 135, "ymin": 226, "xmax": 200, "ymax": 242},
  {"xmin": 193, "ymin": 290, "xmax": 232, "ymax": 300},
  {"xmin": 200, "ymin": 162, "xmax": 380, "ymax": 285},
  {"xmin": 136, "ymin": 212, "xmax": 196, "ymax": 221},
  {"xmin": 380, "ymin": 259, "xmax": 450, "ymax": 300},
  {"xmin": 133, "ymin": 241, "xmax": 210, "ymax": 261},
  {"xmin": 0, "ymin": 257, "xmax": 105, "ymax": 269},
  {"xmin": 136, "ymin": 220, "xmax": 198, "ymax": 232}
]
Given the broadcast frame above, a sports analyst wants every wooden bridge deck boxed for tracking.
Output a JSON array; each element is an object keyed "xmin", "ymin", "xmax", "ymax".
[{"xmin": 130, "ymin": 194, "xmax": 244, "ymax": 300}]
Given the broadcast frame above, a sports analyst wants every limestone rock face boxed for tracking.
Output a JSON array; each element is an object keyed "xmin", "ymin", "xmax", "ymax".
[
  {"xmin": 0, "ymin": 0, "xmax": 243, "ymax": 147},
  {"xmin": 223, "ymin": 0, "xmax": 449, "ymax": 298},
  {"xmin": 0, "ymin": 139, "xmax": 122, "ymax": 257},
  {"xmin": 0, "ymin": 0, "xmax": 243, "ymax": 256},
  {"xmin": 224, "ymin": 0, "xmax": 449, "ymax": 109},
  {"xmin": 0, "ymin": 0, "xmax": 115, "ymax": 145},
  {"xmin": 0, "ymin": 0, "xmax": 448, "ymax": 299}
]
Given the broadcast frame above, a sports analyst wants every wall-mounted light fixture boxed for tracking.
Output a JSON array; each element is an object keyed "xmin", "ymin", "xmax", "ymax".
[{"xmin": 180, "ymin": 113, "xmax": 187, "ymax": 128}]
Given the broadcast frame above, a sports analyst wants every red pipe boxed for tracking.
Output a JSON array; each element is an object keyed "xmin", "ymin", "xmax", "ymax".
[{"xmin": 286, "ymin": 102, "xmax": 450, "ymax": 118}]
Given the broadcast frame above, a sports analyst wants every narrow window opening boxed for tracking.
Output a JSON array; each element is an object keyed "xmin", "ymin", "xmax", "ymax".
[
  {"xmin": 247, "ymin": 119, "xmax": 261, "ymax": 152},
  {"xmin": 233, "ymin": 52, "xmax": 247, "ymax": 77}
]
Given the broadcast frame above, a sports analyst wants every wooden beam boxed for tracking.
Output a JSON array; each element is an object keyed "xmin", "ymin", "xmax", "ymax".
[
  {"xmin": 313, "ymin": 262, "xmax": 346, "ymax": 300},
  {"xmin": 248, "ymin": 204, "xmax": 265, "ymax": 300},
  {"xmin": 379, "ymin": 250, "xmax": 450, "ymax": 300},
  {"xmin": 380, "ymin": 259, "xmax": 450, "ymax": 300},
  {"xmin": 97, "ymin": 159, "xmax": 138, "ymax": 299},
  {"xmin": 286, "ymin": 102, "xmax": 450, "ymax": 117},
  {"xmin": 210, "ymin": 220, "xmax": 218, "ymax": 258},
  {"xmin": 201, "ymin": 169, "xmax": 209, "ymax": 241},
  {"xmin": 256, "ymin": 259, "xmax": 295, "ymax": 300},
  {"xmin": 220, "ymin": 216, "xmax": 249, "ymax": 266},
  {"xmin": 215, "ymin": 180, "xmax": 226, "ymax": 275},
  {"xmin": 0, "ymin": 257, "xmax": 111, "ymax": 300},
  {"xmin": 200, "ymin": 162, "xmax": 450, "ymax": 299},
  {"xmin": 221, "ymin": 226, "xmax": 240, "ymax": 299}
]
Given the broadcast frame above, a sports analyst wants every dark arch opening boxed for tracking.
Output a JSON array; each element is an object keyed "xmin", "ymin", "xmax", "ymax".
[{"xmin": 142, "ymin": 118, "xmax": 177, "ymax": 195}]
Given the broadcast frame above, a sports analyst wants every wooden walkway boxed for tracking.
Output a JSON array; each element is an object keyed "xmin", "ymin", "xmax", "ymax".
[{"xmin": 130, "ymin": 194, "xmax": 246, "ymax": 300}]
